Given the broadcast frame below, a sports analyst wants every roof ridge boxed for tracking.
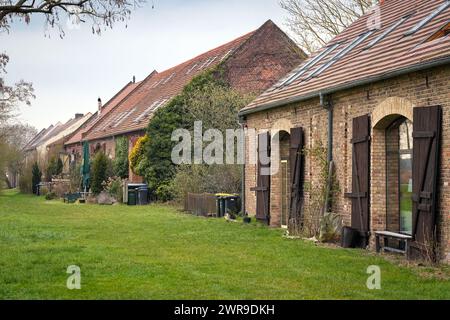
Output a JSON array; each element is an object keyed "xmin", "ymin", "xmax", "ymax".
[
  {"xmin": 80, "ymin": 75, "xmax": 156, "ymax": 140},
  {"xmin": 150, "ymin": 30, "xmax": 256, "ymax": 78}
]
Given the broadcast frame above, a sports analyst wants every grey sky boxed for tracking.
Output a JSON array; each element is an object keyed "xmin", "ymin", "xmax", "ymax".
[{"xmin": 1, "ymin": 0, "xmax": 290, "ymax": 130}]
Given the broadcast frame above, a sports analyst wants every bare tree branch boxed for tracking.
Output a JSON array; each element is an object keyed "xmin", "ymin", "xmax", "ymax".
[
  {"xmin": 0, "ymin": 0, "xmax": 146, "ymax": 35},
  {"xmin": 0, "ymin": 53, "xmax": 35, "ymax": 125},
  {"xmin": 280, "ymin": 0, "xmax": 377, "ymax": 54}
]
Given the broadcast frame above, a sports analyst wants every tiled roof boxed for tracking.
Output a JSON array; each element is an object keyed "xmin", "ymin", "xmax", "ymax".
[
  {"xmin": 24, "ymin": 127, "xmax": 52, "ymax": 151},
  {"xmin": 65, "ymin": 80, "xmax": 141, "ymax": 146},
  {"xmin": 46, "ymin": 113, "xmax": 93, "ymax": 148},
  {"xmin": 84, "ymin": 31, "xmax": 255, "ymax": 141},
  {"xmin": 241, "ymin": 0, "xmax": 450, "ymax": 115},
  {"xmin": 24, "ymin": 123, "xmax": 60, "ymax": 151}
]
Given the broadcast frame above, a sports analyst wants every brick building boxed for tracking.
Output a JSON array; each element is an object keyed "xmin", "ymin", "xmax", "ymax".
[
  {"xmin": 239, "ymin": 0, "xmax": 450, "ymax": 262},
  {"xmin": 64, "ymin": 80, "xmax": 141, "ymax": 163},
  {"xmin": 24, "ymin": 113, "xmax": 92, "ymax": 169},
  {"xmin": 80, "ymin": 20, "xmax": 305, "ymax": 182}
]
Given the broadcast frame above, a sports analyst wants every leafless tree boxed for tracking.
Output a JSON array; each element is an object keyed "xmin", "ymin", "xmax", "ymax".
[
  {"xmin": 0, "ymin": 122, "xmax": 37, "ymax": 189},
  {"xmin": 280, "ymin": 0, "xmax": 376, "ymax": 53},
  {"xmin": 0, "ymin": 0, "xmax": 146, "ymax": 36},
  {"xmin": 0, "ymin": 53, "xmax": 35, "ymax": 125},
  {"xmin": 0, "ymin": 1, "xmax": 148, "ymax": 125}
]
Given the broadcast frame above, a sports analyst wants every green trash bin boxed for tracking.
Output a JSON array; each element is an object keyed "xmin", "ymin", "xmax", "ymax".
[
  {"xmin": 215, "ymin": 194, "xmax": 241, "ymax": 217},
  {"xmin": 128, "ymin": 189, "xmax": 137, "ymax": 206}
]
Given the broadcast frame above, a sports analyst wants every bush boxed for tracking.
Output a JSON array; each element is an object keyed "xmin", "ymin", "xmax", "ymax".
[
  {"xmin": 40, "ymin": 186, "xmax": 49, "ymax": 196},
  {"xmin": 31, "ymin": 162, "xmax": 42, "ymax": 194},
  {"xmin": 56, "ymin": 158, "xmax": 63, "ymax": 176},
  {"xmin": 173, "ymin": 164, "xmax": 241, "ymax": 202},
  {"xmin": 318, "ymin": 213, "xmax": 342, "ymax": 243},
  {"xmin": 113, "ymin": 137, "xmax": 129, "ymax": 179},
  {"xmin": 45, "ymin": 157, "xmax": 58, "ymax": 181},
  {"xmin": 53, "ymin": 182, "xmax": 70, "ymax": 198},
  {"xmin": 19, "ymin": 161, "xmax": 33, "ymax": 194},
  {"xmin": 91, "ymin": 152, "xmax": 109, "ymax": 195},
  {"xmin": 129, "ymin": 135, "xmax": 149, "ymax": 176},
  {"xmin": 69, "ymin": 163, "xmax": 82, "ymax": 192},
  {"xmin": 155, "ymin": 182, "xmax": 175, "ymax": 202},
  {"xmin": 45, "ymin": 192, "xmax": 57, "ymax": 200},
  {"xmin": 104, "ymin": 177, "xmax": 123, "ymax": 203}
]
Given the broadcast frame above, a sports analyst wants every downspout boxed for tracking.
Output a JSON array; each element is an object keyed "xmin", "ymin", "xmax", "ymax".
[
  {"xmin": 238, "ymin": 115, "xmax": 247, "ymax": 216},
  {"xmin": 320, "ymin": 93, "xmax": 333, "ymax": 163},
  {"xmin": 320, "ymin": 93, "xmax": 333, "ymax": 214}
]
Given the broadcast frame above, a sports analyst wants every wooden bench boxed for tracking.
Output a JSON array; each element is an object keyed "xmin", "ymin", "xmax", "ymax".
[
  {"xmin": 63, "ymin": 193, "xmax": 81, "ymax": 204},
  {"xmin": 375, "ymin": 231, "xmax": 412, "ymax": 257}
]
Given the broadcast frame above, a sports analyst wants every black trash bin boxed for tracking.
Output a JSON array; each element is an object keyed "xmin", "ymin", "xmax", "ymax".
[
  {"xmin": 216, "ymin": 194, "xmax": 241, "ymax": 217},
  {"xmin": 127, "ymin": 183, "xmax": 148, "ymax": 206},
  {"xmin": 137, "ymin": 187, "xmax": 149, "ymax": 205},
  {"xmin": 225, "ymin": 196, "xmax": 240, "ymax": 215},
  {"xmin": 216, "ymin": 197, "xmax": 225, "ymax": 217},
  {"xmin": 341, "ymin": 226, "xmax": 359, "ymax": 248},
  {"xmin": 128, "ymin": 189, "xmax": 137, "ymax": 206}
]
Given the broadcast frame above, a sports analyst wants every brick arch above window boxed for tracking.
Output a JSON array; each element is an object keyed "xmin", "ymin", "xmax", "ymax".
[
  {"xmin": 271, "ymin": 118, "xmax": 294, "ymax": 134},
  {"xmin": 372, "ymin": 97, "xmax": 414, "ymax": 129}
]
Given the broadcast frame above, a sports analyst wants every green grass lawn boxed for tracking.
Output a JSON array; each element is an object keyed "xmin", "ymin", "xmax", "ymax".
[{"xmin": 0, "ymin": 190, "xmax": 448, "ymax": 300}]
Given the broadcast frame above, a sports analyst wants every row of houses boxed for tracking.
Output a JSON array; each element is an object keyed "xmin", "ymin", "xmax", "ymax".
[
  {"xmin": 23, "ymin": 0, "xmax": 450, "ymax": 262},
  {"xmin": 24, "ymin": 20, "xmax": 305, "ymax": 182}
]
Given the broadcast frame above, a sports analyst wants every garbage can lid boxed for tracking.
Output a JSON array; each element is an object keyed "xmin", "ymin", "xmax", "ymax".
[{"xmin": 215, "ymin": 193, "xmax": 239, "ymax": 198}]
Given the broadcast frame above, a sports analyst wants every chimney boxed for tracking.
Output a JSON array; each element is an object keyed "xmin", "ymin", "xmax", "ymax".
[
  {"xmin": 97, "ymin": 98, "xmax": 102, "ymax": 117},
  {"xmin": 132, "ymin": 75, "xmax": 136, "ymax": 83},
  {"xmin": 75, "ymin": 113, "xmax": 83, "ymax": 119},
  {"xmin": 379, "ymin": 0, "xmax": 385, "ymax": 5}
]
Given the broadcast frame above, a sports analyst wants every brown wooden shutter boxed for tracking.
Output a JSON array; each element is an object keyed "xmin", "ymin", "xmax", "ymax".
[
  {"xmin": 411, "ymin": 106, "xmax": 441, "ymax": 258},
  {"xmin": 251, "ymin": 132, "xmax": 271, "ymax": 224},
  {"xmin": 289, "ymin": 127, "xmax": 305, "ymax": 222},
  {"xmin": 345, "ymin": 114, "xmax": 371, "ymax": 246}
]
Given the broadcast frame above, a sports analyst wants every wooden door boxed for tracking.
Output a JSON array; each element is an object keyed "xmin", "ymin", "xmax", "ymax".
[
  {"xmin": 251, "ymin": 132, "xmax": 271, "ymax": 224},
  {"xmin": 345, "ymin": 115, "xmax": 371, "ymax": 247},
  {"xmin": 289, "ymin": 127, "xmax": 305, "ymax": 224},
  {"xmin": 411, "ymin": 106, "xmax": 441, "ymax": 259}
]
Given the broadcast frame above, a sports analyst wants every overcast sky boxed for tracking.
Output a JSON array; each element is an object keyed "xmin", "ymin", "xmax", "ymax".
[{"xmin": 1, "ymin": 0, "xmax": 290, "ymax": 130}]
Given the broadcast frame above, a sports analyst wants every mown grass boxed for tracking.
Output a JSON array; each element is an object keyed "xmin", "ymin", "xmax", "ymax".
[{"xmin": 0, "ymin": 189, "xmax": 448, "ymax": 300}]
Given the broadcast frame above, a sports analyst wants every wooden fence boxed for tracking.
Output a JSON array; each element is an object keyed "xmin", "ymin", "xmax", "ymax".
[{"xmin": 184, "ymin": 193, "xmax": 217, "ymax": 217}]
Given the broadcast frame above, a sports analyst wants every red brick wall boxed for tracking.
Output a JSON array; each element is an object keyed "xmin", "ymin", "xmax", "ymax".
[
  {"xmin": 223, "ymin": 20, "xmax": 306, "ymax": 96},
  {"xmin": 88, "ymin": 131, "xmax": 146, "ymax": 183},
  {"xmin": 244, "ymin": 65, "xmax": 450, "ymax": 262}
]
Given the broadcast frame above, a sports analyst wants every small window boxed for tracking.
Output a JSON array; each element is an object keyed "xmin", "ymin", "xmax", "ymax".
[
  {"xmin": 150, "ymin": 78, "xmax": 164, "ymax": 89},
  {"xmin": 186, "ymin": 63, "xmax": 198, "ymax": 75},
  {"xmin": 276, "ymin": 42, "xmax": 341, "ymax": 88},
  {"xmin": 366, "ymin": 14, "xmax": 413, "ymax": 49},
  {"xmin": 134, "ymin": 98, "xmax": 170, "ymax": 123},
  {"xmin": 162, "ymin": 72, "xmax": 175, "ymax": 85},
  {"xmin": 152, "ymin": 98, "xmax": 169, "ymax": 112},
  {"xmin": 134, "ymin": 101, "xmax": 160, "ymax": 123},
  {"xmin": 308, "ymin": 30, "xmax": 375, "ymax": 79},
  {"xmin": 425, "ymin": 21, "xmax": 450, "ymax": 42},
  {"xmin": 404, "ymin": 1, "xmax": 450, "ymax": 36},
  {"xmin": 220, "ymin": 49, "xmax": 234, "ymax": 62},
  {"xmin": 113, "ymin": 108, "xmax": 136, "ymax": 128}
]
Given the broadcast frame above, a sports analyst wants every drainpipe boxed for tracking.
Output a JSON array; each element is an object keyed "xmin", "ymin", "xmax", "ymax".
[
  {"xmin": 320, "ymin": 93, "xmax": 333, "ymax": 163},
  {"xmin": 238, "ymin": 115, "xmax": 247, "ymax": 216},
  {"xmin": 320, "ymin": 93, "xmax": 333, "ymax": 214}
]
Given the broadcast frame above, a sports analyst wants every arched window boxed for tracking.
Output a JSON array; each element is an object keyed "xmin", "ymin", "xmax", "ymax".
[{"xmin": 386, "ymin": 118, "xmax": 413, "ymax": 235}]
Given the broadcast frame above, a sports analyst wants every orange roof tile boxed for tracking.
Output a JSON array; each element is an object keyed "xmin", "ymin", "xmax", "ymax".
[{"xmin": 65, "ymin": 80, "xmax": 141, "ymax": 146}]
